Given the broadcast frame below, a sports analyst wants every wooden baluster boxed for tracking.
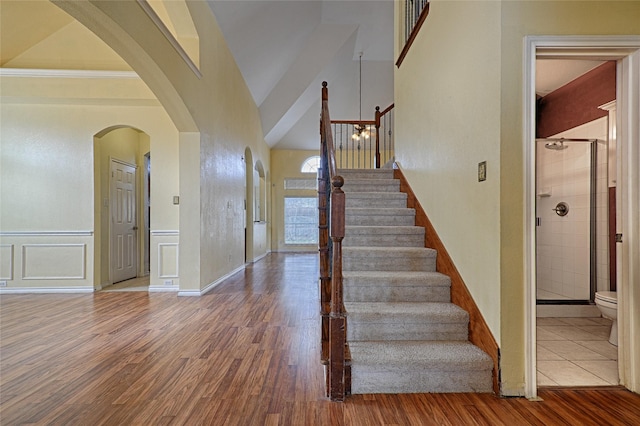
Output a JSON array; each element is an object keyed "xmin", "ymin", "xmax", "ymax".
[{"xmin": 319, "ymin": 83, "xmax": 331, "ymax": 381}]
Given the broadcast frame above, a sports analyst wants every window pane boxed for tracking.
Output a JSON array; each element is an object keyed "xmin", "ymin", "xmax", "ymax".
[
  {"xmin": 284, "ymin": 197, "xmax": 318, "ymax": 244},
  {"xmin": 301, "ymin": 156, "xmax": 321, "ymax": 174}
]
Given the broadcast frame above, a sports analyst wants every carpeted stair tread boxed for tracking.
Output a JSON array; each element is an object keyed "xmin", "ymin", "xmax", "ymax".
[
  {"xmin": 346, "ymin": 207, "xmax": 415, "ymax": 216},
  {"xmin": 345, "ymin": 302, "xmax": 468, "ymax": 322},
  {"xmin": 343, "ymin": 271, "xmax": 451, "ymax": 303},
  {"xmin": 349, "ymin": 340, "xmax": 493, "ymax": 370},
  {"xmin": 344, "ymin": 226, "xmax": 425, "ymax": 247},
  {"xmin": 343, "ymin": 247, "xmax": 437, "ymax": 270},
  {"xmin": 345, "ymin": 225, "xmax": 424, "ymax": 235},
  {"xmin": 341, "ymin": 179, "xmax": 400, "ymax": 193},
  {"xmin": 344, "ymin": 246, "xmax": 436, "ymax": 256},
  {"xmin": 338, "ymin": 169, "xmax": 395, "ymax": 179},
  {"xmin": 343, "ymin": 271, "xmax": 451, "ymax": 287}
]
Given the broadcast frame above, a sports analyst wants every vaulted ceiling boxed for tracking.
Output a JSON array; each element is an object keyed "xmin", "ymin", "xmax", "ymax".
[
  {"xmin": 1, "ymin": 0, "xmax": 395, "ymax": 151},
  {"xmin": 1, "ymin": 0, "xmax": 605, "ymax": 151},
  {"xmin": 206, "ymin": 0, "xmax": 395, "ymax": 150}
]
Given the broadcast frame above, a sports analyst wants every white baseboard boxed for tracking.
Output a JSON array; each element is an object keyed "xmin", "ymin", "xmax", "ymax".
[
  {"xmin": 177, "ymin": 264, "xmax": 245, "ymax": 297},
  {"xmin": 249, "ymin": 251, "xmax": 270, "ymax": 264},
  {"xmin": 148, "ymin": 285, "xmax": 179, "ymax": 292}
]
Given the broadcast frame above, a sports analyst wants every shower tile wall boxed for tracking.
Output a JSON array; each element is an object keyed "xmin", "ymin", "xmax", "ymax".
[{"xmin": 536, "ymin": 118, "xmax": 609, "ymax": 300}]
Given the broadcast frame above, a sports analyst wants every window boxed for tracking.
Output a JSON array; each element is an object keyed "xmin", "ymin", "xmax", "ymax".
[
  {"xmin": 284, "ymin": 197, "xmax": 318, "ymax": 244},
  {"xmin": 300, "ymin": 156, "xmax": 321, "ymax": 174},
  {"xmin": 284, "ymin": 178, "xmax": 316, "ymax": 190}
]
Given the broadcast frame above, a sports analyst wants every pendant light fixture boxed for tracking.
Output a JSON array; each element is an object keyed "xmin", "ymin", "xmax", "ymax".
[{"xmin": 352, "ymin": 52, "xmax": 370, "ymax": 140}]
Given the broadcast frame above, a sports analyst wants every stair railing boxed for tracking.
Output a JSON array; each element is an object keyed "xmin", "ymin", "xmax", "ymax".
[
  {"xmin": 318, "ymin": 81, "xmax": 348, "ymax": 401},
  {"xmin": 396, "ymin": 0, "xmax": 430, "ymax": 68},
  {"xmin": 375, "ymin": 103, "xmax": 395, "ymax": 168},
  {"xmin": 331, "ymin": 103, "xmax": 394, "ymax": 170}
]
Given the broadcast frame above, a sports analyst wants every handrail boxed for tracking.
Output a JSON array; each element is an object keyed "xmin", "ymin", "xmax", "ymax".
[
  {"xmin": 319, "ymin": 81, "xmax": 347, "ymax": 401},
  {"xmin": 396, "ymin": 0, "xmax": 430, "ymax": 68}
]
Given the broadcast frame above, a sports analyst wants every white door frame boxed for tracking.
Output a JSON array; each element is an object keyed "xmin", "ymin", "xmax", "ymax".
[{"xmin": 524, "ymin": 36, "xmax": 640, "ymax": 398}]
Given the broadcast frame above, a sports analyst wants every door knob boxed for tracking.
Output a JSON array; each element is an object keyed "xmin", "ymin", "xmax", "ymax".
[{"xmin": 552, "ymin": 202, "xmax": 569, "ymax": 217}]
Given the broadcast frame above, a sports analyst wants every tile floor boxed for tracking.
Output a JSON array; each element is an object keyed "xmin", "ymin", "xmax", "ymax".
[{"xmin": 537, "ymin": 316, "xmax": 619, "ymax": 386}]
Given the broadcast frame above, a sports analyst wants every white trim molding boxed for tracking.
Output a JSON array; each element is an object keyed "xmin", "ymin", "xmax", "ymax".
[
  {"xmin": 178, "ymin": 264, "xmax": 245, "ymax": 297},
  {"xmin": 151, "ymin": 230, "xmax": 180, "ymax": 236},
  {"xmin": 0, "ymin": 287, "xmax": 94, "ymax": 294},
  {"xmin": 0, "ymin": 231, "xmax": 93, "ymax": 237},
  {"xmin": 148, "ymin": 284, "xmax": 179, "ymax": 293},
  {"xmin": 0, "ymin": 68, "xmax": 139, "ymax": 79},
  {"xmin": 524, "ymin": 35, "xmax": 640, "ymax": 399}
]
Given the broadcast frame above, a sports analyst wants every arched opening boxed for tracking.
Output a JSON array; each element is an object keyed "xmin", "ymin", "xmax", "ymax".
[
  {"xmin": 244, "ymin": 147, "xmax": 254, "ymax": 263},
  {"xmin": 94, "ymin": 126, "xmax": 150, "ymax": 290}
]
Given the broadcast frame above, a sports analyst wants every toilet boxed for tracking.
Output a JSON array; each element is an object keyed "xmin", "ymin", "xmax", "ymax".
[{"xmin": 595, "ymin": 291, "xmax": 618, "ymax": 346}]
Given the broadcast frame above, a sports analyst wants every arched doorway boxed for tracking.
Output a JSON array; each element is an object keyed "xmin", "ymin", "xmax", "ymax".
[
  {"xmin": 94, "ymin": 126, "xmax": 151, "ymax": 289},
  {"xmin": 244, "ymin": 147, "xmax": 254, "ymax": 263}
]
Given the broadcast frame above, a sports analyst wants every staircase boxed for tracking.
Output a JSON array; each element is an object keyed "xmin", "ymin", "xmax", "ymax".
[{"xmin": 340, "ymin": 168, "xmax": 493, "ymax": 394}]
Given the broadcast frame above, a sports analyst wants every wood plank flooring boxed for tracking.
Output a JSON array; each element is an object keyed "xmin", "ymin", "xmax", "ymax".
[{"xmin": 1, "ymin": 253, "xmax": 639, "ymax": 425}]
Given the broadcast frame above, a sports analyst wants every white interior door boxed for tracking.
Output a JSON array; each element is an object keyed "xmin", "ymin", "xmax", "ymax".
[{"xmin": 111, "ymin": 159, "xmax": 137, "ymax": 283}]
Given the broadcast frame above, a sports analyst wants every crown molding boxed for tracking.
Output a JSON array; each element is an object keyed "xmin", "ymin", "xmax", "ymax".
[{"xmin": 0, "ymin": 68, "xmax": 139, "ymax": 79}]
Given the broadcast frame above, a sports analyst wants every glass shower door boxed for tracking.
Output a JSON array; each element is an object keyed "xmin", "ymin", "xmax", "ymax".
[{"xmin": 536, "ymin": 140, "xmax": 594, "ymax": 302}]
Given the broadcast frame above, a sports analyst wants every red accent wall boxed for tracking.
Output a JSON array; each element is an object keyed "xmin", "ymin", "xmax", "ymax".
[{"xmin": 537, "ymin": 61, "xmax": 616, "ymax": 138}]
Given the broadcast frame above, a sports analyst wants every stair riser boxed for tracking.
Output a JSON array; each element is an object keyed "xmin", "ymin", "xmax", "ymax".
[
  {"xmin": 338, "ymin": 170, "xmax": 395, "ymax": 180},
  {"xmin": 344, "ymin": 286, "xmax": 450, "ymax": 303},
  {"xmin": 342, "ymin": 183, "xmax": 400, "ymax": 192},
  {"xmin": 345, "ymin": 215, "xmax": 415, "ymax": 226},
  {"xmin": 346, "ymin": 198, "xmax": 407, "ymax": 208},
  {"xmin": 344, "ymin": 234, "xmax": 424, "ymax": 247},
  {"xmin": 343, "ymin": 256, "xmax": 436, "ymax": 272},
  {"xmin": 348, "ymin": 322, "xmax": 468, "ymax": 341},
  {"xmin": 351, "ymin": 370, "xmax": 493, "ymax": 394}
]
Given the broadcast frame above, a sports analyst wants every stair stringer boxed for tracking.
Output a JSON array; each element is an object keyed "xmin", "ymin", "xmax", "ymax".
[{"xmin": 393, "ymin": 166, "xmax": 500, "ymax": 395}]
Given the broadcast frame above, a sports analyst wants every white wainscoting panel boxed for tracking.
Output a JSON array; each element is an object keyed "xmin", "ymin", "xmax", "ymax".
[
  {"xmin": 0, "ymin": 244, "xmax": 14, "ymax": 280},
  {"xmin": 158, "ymin": 243, "xmax": 179, "ymax": 278},
  {"xmin": 22, "ymin": 244, "xmax": 86, "ymax": 280}
]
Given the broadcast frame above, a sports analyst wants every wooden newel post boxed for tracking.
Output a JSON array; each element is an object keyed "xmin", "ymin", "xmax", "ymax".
[
  {"xmin": 319, "ymin": 81, "xmax": 331, "ymax": 369},
  {"xmin": 375, "ymin": 106, "xmax": 381, "ymax": 168},
  {"xmin": 329, "ymin": 175, "xmax": 346, "ymax": 401}
]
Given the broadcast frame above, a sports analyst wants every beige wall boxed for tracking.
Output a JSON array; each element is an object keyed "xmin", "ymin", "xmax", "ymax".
[
  {"xmin": 394, "ymin": 0, "xmax": 502, "ymax": 345},
  {"xmin": 271, "ymin": 150, "xmax": 320, "ymax": 252},
  {"xmin": 395, "ymin": 0, "xmax": 640, "ymax": 395},
  {"xmin": 50, "ymin": 0, "xmax": 272, "ymax": 294},
  {"xmin": 0, "ymin": 75, "xmax": 179, "ymax": 291}
]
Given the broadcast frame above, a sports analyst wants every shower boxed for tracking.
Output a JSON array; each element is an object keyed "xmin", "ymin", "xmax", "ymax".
[
  {"xmin": 535, "ymin": 137, "xmax": 605, "ymax": 305},
  {"xmin": 543, "ymin": 139, "xmax": 568, "ymax": 150}
]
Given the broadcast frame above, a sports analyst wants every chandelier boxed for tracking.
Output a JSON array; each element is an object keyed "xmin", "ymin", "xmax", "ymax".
[{"xmin": 352, "ymin": 52, "xmax": 370, "ymax": 140}]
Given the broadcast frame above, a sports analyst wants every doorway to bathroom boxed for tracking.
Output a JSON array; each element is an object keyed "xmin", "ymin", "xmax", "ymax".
[
  {"xmin": 525, "ymin": 35, "xmax": 640, "ymax": 399},
  {"xmin": 534, "ymin": 59, "xmax": 619, "ymax": 387}
]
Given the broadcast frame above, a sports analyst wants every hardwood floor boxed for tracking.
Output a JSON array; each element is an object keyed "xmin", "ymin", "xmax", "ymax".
[{"xmin": 1, "ymin": 253, "xmax": 639, "ymax": 425}]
